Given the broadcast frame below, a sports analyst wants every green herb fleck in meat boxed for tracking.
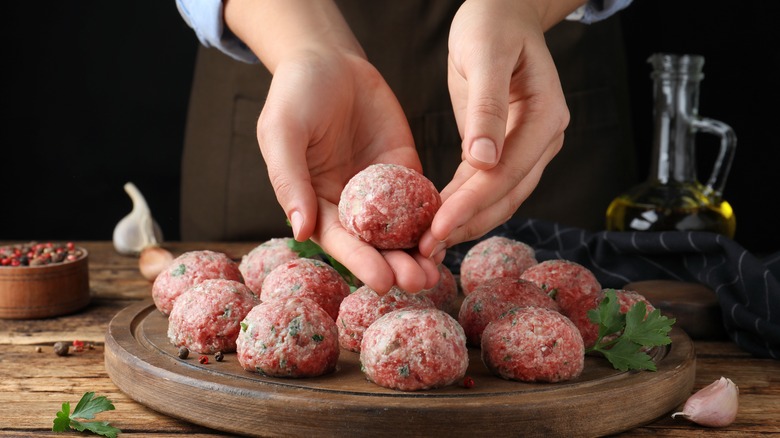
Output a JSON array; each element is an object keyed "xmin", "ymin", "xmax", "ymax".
[
  {"xmin": 312, "ymin": 334, "xmax": 324, "ymax": 343},
  {"xmin": 240, "ymin": 322, "xmax": 248, "ymax": 332},
  {"xmin": 398, "ymin": 364, "xmax": 410, "ymax": 377},
  {"xmin": 171, "ymin": 264, "xmax": 186, "ymax": 277},
  {"xmin": 288, "ymin": 316, "xmax": 302, "ymax": 337}
]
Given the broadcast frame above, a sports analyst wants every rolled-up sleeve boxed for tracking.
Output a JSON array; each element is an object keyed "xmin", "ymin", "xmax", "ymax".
[
  {"xmin": 567, "ymin": 0, "xmax": 634, "ymax": 24},
  {"xmin": 175, "ymin": 0, "xmax": 258, "ymax": 63}
]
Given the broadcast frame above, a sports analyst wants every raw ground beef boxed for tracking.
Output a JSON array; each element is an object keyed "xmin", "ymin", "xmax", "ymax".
[
  {"xmin": 566, "ymin": 288, "xmax": 657, "ymax": 349},
  {"xmin": 360, "ymin": 308, "xmax": 468, "ymax": 391},
  {"xmin": 239, "ymin": 238, "xmax": 300, "ymax": 295},
  {"xmin": 458, "ymin": 277, "xmax": 560, "ymax": 347},
  {"xmin": 336, "ymin": 285, "xmax": 435, "ymax": 352},
  {"xmin": 261, "ymin": 258, "xmax": 351, "ymax": 320},
  {"xmin": 459, "ymin": 236, "xmax": 538, "ymax": 295},
  {"xmin": 338, "ymin": 163, "xmax": 441, "ymax": 249},
  {"xmin": 418, "ymin": 263, "xmax": 458, "ymax": 315},
  {"xmin": 236, "ymin": 296, "xmax": 340, "ymax": 378},
  {"xmin": 167, "ymin": 278, "xmax": 260, "ymax": 354},
  {"xmin": 481, "ymin": 306, "xmax": 585, "ymax": 383},
  {"xmin": 152, "ymin": 250, "xmax": 244, "ymax": 316},
  {"xmin": 520, "ymin": 259, "xmax": 602, "ymax": 316}
]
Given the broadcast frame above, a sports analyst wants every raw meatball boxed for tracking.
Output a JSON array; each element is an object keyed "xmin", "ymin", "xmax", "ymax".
[
  {"xmin": 458, "ymin": 277, "xmax": 560, "ymax": 347},
  {"xmin": 239, "ymin": 238, "xmax": 300, "ymax": 295},
  {"xmin": 520, "ymin": 259, "xmax": 601, "ymax": 315},
  {"xmin": 167, "ymin": 279, "xmax": 260, "ymax": 354},
  {"xmin": 336, "ymin": 285, "xmax": 435, "ymax": 352},
  {"xmin": 567, "ymin": 288, "xmax": 657, "ymax": 349},
  {"xmin": 152, "ymin": 250, "xmax": 244, "ymax": 316},
  {"xmin": 261, "ymin": 258, "xmax": 351, "ymax": 321},
  {"xmin": 338, "ymin": 163, "xmax": 441, "ymax": 249},
  {"xmin": 236, "ymin": 296, "xmax": 340, "ymax": 378},
  {"xmin": 459, "ymin": 236, "xmax": 538, "ymax": 295},
  {"xmin": 418, "ymin": 264, "xmax": 458, "ymax": 315},
  {"xmin": 481, "ymin": 306, "xmax": 584, "ymax": 383},
  {"xmin": 360, "ymin": 308, "xmax": 468, "ymax": 391}
]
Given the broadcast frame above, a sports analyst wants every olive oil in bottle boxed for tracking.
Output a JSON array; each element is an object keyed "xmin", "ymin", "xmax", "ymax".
[{"xmin": 606, "ymin": 53, "xmax": 737, "ymax": 238}]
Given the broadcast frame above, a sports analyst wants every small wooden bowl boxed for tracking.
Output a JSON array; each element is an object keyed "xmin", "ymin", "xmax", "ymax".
[{"xmin": 0, "ymin": 248, "xmax": 91, "ymax": 319}]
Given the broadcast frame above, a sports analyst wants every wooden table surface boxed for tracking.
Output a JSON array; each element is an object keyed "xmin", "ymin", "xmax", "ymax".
[{"xmin": 1, "ymin": 241, "xmax": 778, "ymax": 437}]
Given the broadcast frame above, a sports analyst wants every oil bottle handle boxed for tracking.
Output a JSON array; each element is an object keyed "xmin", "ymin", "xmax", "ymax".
[{"xmin": 690, "ymin": 117, "xmax": 737, "ymax": 200}]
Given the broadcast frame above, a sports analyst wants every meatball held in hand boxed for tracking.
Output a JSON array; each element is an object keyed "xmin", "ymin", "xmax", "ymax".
[{"xmin": 338, "ymin": 163, "xmax": 441, "ymax": 250}]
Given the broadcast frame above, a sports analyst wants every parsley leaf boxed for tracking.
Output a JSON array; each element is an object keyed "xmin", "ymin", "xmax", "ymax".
[
  {"xmin": 52, "ymin": 392, "xmax": 121, "ymax": 438},
  {"xmin": 585, "ymin": 289, "xmax": 676, "ymax": 372},
  {"xmin": 286, "ymin": 238, "xmax": 359, "ymax": 291}
]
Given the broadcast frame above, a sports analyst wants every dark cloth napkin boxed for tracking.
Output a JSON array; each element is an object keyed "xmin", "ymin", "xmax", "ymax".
[{"xmin": 444, "ymin": 217, "xmax": 780, "ymax": 360}]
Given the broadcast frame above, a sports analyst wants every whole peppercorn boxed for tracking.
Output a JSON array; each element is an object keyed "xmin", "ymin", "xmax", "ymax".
[
  {"xmin": 215, "ymin": 351, "xmax": 224, "ymax": 362},
  {"xmin": 199, "ymin": 355, "xmax": 209, "ymax": 364},
  {"xmin": 53, "ymin": 341, "xmax": 70, "ymax": 357},
  {"xmin": 177, "ymin": 346, "xmax": 189, "ymax": 359}
]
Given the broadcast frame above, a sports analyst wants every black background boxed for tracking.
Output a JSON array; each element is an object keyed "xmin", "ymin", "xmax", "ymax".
[{"xmin": 3, "ymin": 1, "xmax": 779, "ymax": 255}]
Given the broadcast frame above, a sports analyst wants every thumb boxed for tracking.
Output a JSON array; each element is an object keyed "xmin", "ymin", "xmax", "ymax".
[{"xmin": 462, "ymin": 66, "xmax": 510, "ymax": 170}]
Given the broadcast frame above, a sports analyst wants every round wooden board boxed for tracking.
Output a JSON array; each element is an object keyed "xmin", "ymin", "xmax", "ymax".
[{"xmin": 105, "ymin": 300, "xmax": 696, "ymax": 438}]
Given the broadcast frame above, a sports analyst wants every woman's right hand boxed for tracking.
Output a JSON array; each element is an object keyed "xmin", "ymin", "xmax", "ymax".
[{"xmin": 224, "ymin": 0, "xmax": 443, "ymax": 294}]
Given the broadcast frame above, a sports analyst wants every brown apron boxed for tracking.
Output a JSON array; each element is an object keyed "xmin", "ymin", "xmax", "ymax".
[{"xmin": 180, "ymin": 1, "xmax": 636, "ymax": 241}]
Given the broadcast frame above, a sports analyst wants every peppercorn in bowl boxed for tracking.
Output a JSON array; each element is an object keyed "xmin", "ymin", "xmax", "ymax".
[{"xmin": 0, "ymin": 242, "xmax": 90, "ymax": 319}]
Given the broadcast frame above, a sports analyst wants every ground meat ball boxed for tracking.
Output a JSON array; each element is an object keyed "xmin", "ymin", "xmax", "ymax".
[
  {"xmin": 458, "ymin": 277, "xmax": 560, "ymax": 347},
  {"xmin": 481, "ymin": 306, "xmax": 584, "ymax": 383},
  {"xmin": 152, "ymin": 250, "xmax": 244, "ymax": 316},
  {"xmin": 338, "ymin": 163, "xmax": 441, "ymax": 249},
  {"xmin": 360, "ymin": 308, "xmax": 468, "ymax": 391},
  {"xmin": 261, "ymin": 258, "xmax": 351, "ymax": 320},
  {"xmin": 418, "ymin": 264, "xmax": 458, "ymax": 314},
  {"xmin": 236, "ymin": 296, "xmax": 339, "ymax": 378},
  {"xmin": 167, "ymin": 279, "xmax": 260, "ymax": 354},
  {"xmin": 336, "ymin": 286, "xmax": 435, "ymax": 352},
  {"xmin": 459, "ymin": 236, "xmax": 538, "ymax": 295},
  {"xmin": 520, "ymin": 259, "xmax": 601, "ymax": 316},
  {"xmin": 239, "ymin": 238, "xmax": 300, "ymax": 296},
  {"xmin": 567, "ymin": 288, "xmax": 657, "ymax": 349}
]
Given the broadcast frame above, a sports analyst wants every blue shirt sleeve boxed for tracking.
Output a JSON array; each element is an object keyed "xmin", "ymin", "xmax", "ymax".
[
  {"xmin": 175, "ymin": 0, "xmax": 259, "ymax": 63},
  {"xmin": 567, "ymin": 0, "xmax": 634, "ymax": 24},
  {"xmin": 176, "ymin": 0, "xmax": 634, "ymax": 65}
]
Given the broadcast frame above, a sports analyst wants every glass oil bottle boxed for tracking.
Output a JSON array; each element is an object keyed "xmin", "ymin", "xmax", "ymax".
[{"xmin": 606, "ymin": 53, "xmax": 737, "ymax": 237}]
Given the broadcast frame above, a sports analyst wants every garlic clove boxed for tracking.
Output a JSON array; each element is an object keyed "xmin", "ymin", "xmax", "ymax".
[
  {"xmin": 139, "ymin": 245, "xmax": 174, "ymax": 281},
  {"xmin": 113, "ymin": 182, "xmax": 164, "ymax": 255},
  {"xmin": 672, "ymin": 376, "xmax": 739, "ymax": 427}
]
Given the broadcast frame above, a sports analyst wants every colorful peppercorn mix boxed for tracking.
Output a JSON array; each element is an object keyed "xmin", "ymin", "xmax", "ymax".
[{"xmin": 0, "ymin": 242, "xmax": 83, "ymax": 267}]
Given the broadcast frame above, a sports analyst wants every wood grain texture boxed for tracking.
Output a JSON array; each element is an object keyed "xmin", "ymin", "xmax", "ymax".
[{"xmin": 1, "ymin": 241, "xmax": 778, "ymax": 437}]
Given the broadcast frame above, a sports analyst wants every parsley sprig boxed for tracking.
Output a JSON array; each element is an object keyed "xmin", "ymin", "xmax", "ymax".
[
  {"xmin": 585, "ymin": 289, "xmax": 676, "ymax": 372},
  {"xmin": 52, "ymin": 392, "xmax": 121, "ymax": 438},
  {"xmin": 287, "ymin": 238, "xmax": 359, "ymax": 290}
]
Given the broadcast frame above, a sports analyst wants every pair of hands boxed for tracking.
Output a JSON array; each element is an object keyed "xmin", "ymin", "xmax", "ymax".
[{"xmin": 225, "ymin": 0, "xmax": 575, "ymax": 294}]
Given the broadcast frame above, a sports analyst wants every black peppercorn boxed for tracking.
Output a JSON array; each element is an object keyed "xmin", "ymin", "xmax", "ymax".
[
  {"xmin": 178, "ymin": 346, "xmax": 189, "ymax": 359},
  {"xmin": 53, "ymin": 341, "xmax": 69, "ymax": 356},
  {"xmin": 215, "ymin": 351, "xmax": 224, "ymax": 362}
]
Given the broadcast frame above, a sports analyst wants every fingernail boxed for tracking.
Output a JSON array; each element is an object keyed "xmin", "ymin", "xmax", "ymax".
[
  {"xmin": 470, "ymin": 137, "xmax": 496, "ymax": 164},
  {"xmin": 290, "ymin": 211, "xmax": 303, "ymax": 239},
  {"xmin": 430, "ymin": 241, "xmax": 447, "ymax": 260}
]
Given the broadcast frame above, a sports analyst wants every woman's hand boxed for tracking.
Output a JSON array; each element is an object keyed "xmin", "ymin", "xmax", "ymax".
[
  {"xmin": 419, "ymin": 0, "xmax": 582, "ymax": 258},
  {"xmin": 225, "ymin": 0, "xmax": 441, "ymax": 293}
]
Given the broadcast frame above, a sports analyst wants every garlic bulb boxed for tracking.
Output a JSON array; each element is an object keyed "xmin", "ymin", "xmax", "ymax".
[
  {"xmin": 113, "ymin": 182, "xmax": 164, "ymax": 255},
  {"xmin": 672, "ymin": 376, "xmax": 739, "ymax": 427}
]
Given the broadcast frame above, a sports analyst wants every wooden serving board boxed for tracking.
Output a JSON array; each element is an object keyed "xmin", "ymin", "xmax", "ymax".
[{"xmin": 105, "ymin": 300, "xmax": 696, "ymax": 438}]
